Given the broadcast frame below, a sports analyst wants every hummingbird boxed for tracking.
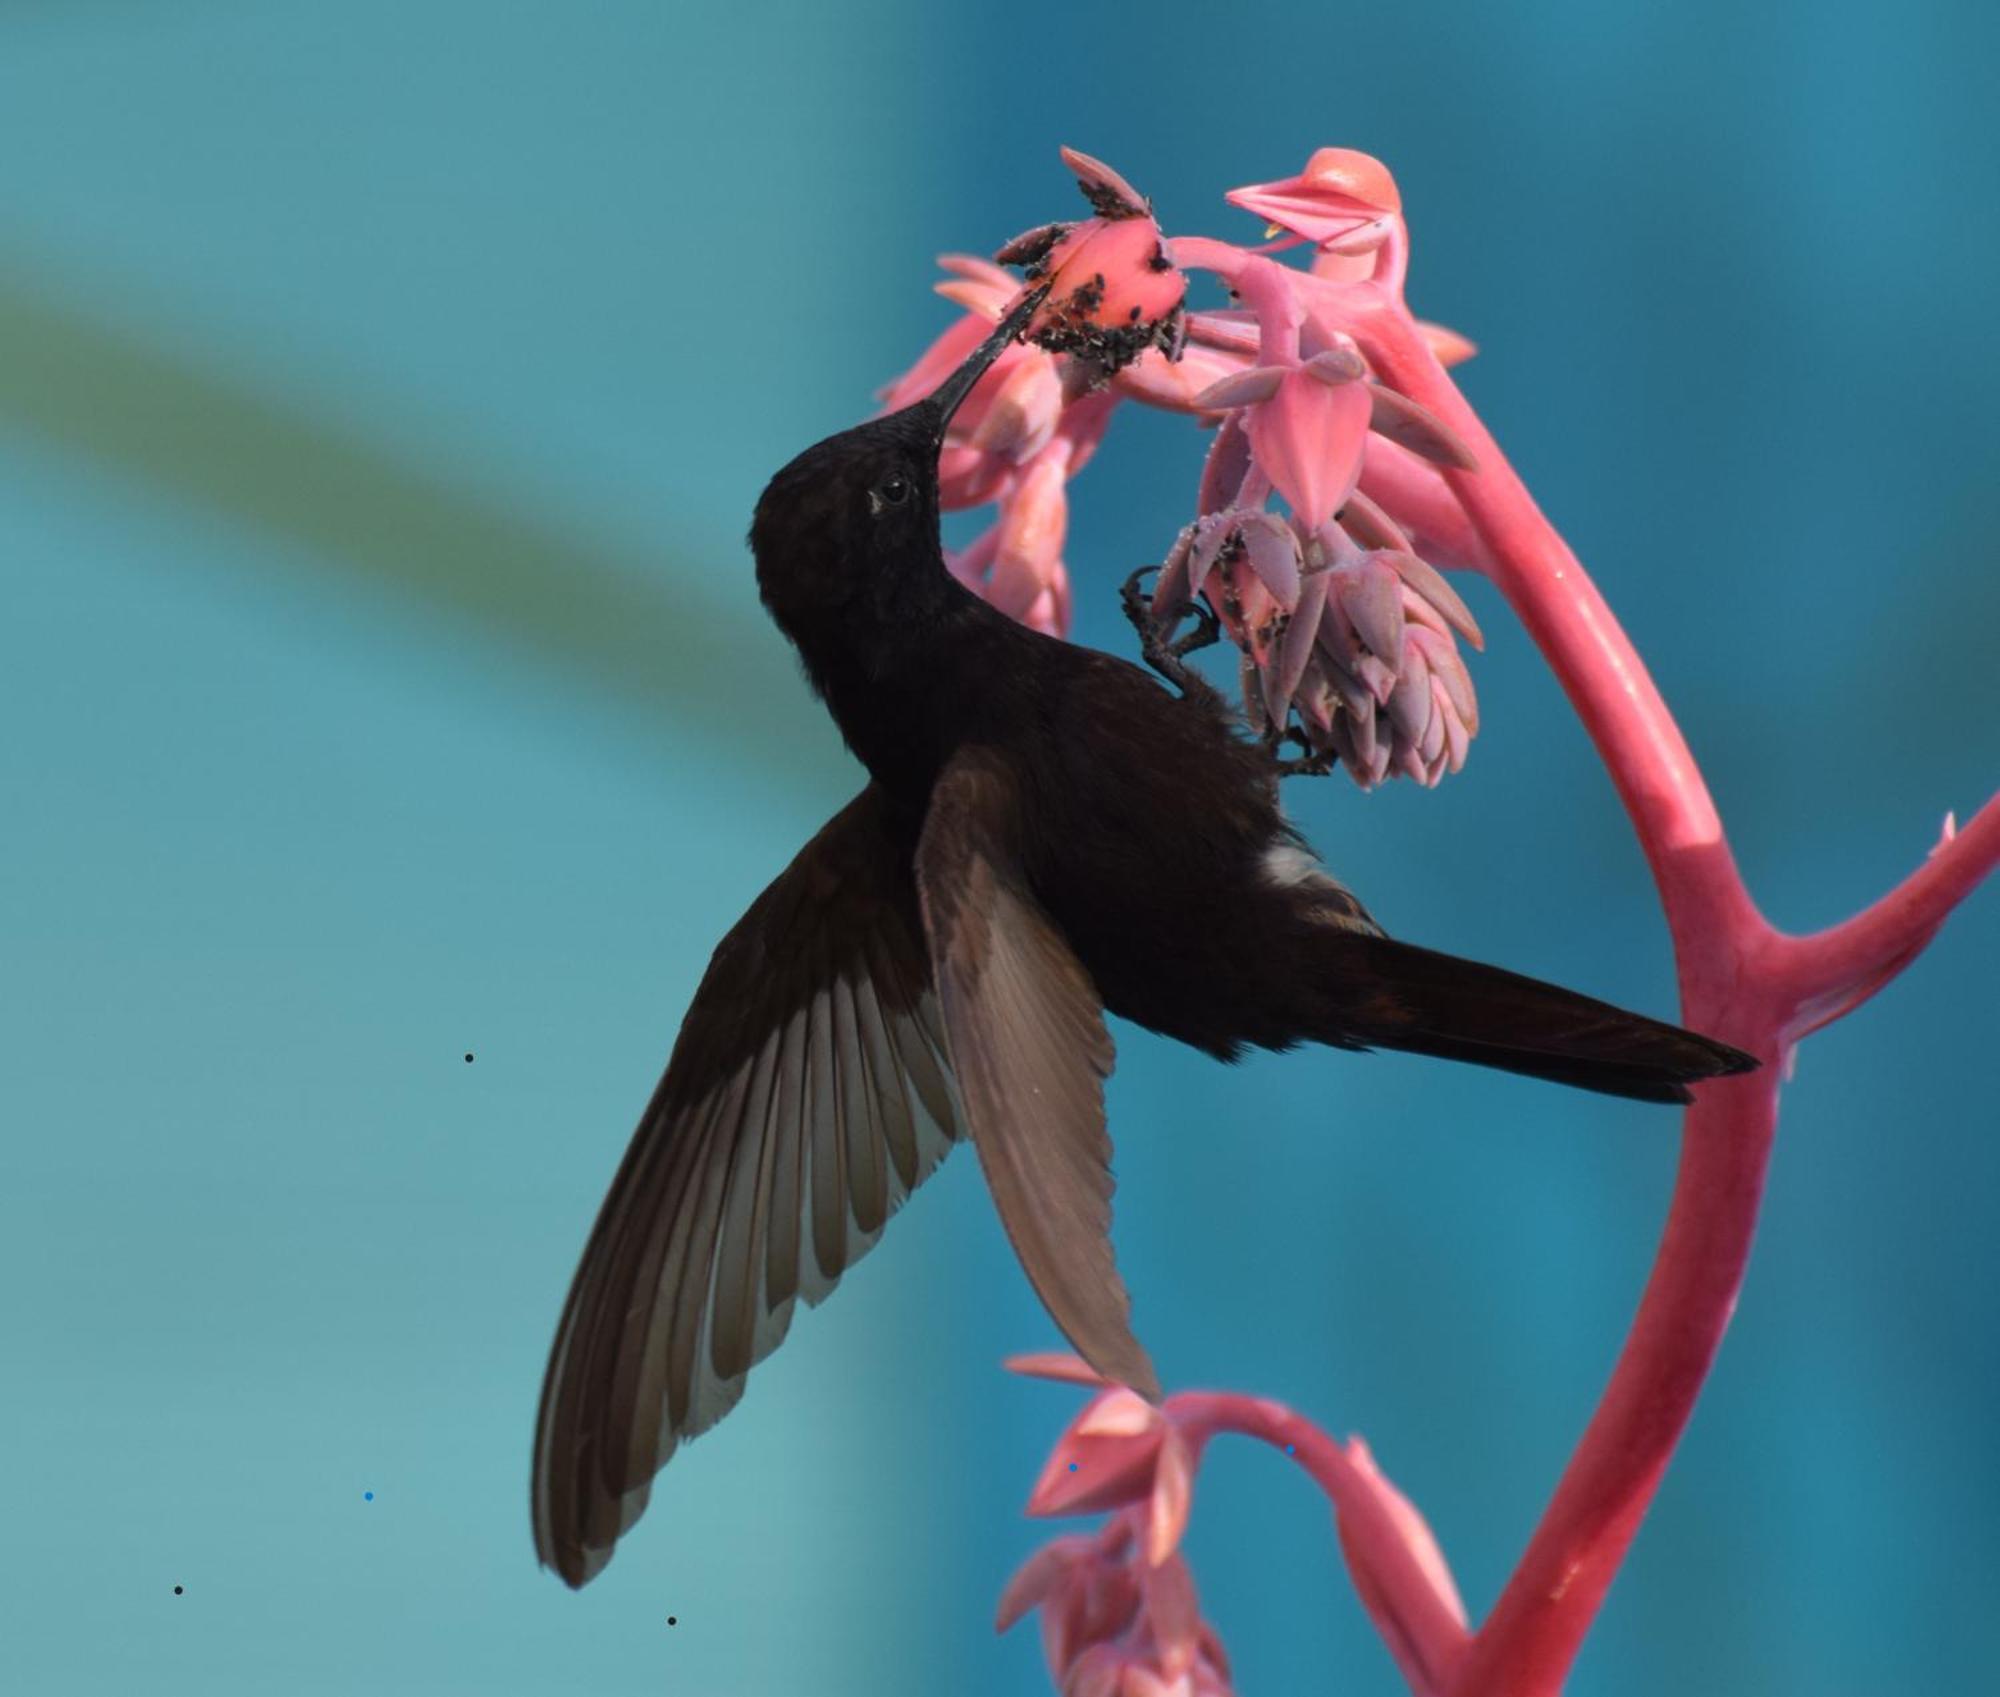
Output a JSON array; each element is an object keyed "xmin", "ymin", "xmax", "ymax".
[{"xmin": 531, "ymin": 288, "xmax": 1756, "ymax": 1586}]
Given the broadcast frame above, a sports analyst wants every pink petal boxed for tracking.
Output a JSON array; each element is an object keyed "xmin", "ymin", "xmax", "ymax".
[
  {"xmin": 1142, "ymin": 1553, "xmax": 1200, "ymax": 1676},
  {"xmin": 1152, "ymin": 526, "xmax": 1197, "ymax": 622},
  {"xmin": 938, "ymin": 251, "xmax": 1018, "ymax": 295},
  {"xmin": 1406, "ymin": 625, "xmax": 1479, "ymax": 734},
  {"xmin": 1060, "ymin": 145, "xmax": 1152, "ymax": 218},
  {"xmin": 989, "ymin": 456, "xmax": 1068, "ymax": 618},
  {"xmin": 1186, "ymin": 514, "xmax": 1234, "ymax": 600},
  {"xmin": 1190, "ymin": 364, "xmax": 1288, "ymax": 411},
  {"xmin": 1303, "ymin": 347, "xmax": 1368, "ymax": 386},
  {"xmin": 995, "ymin": 221, "xmax": 1074, "ymax": 270},
  {"xmin": 1337, "ymin": 1434, "xmax": 1470, "ymax": 1645},
  {"xmin": 1336, "ymin": 488, "xmax": 1411, "ymax": 553},
  {"xmin": 1064, "ymin": 1644, "xmax": 1126, "ymax": 1697},
  {"xmin": 1369, "ymin": 384, "xmax": 1477, "ymax": 470},
  {"xmin": 1078, "ymin": 1388, "xmax": 1159, "ymax": 1438},
  {"xmin": 1243, "ymin": 370, "xmax": 1371, "ymax": 531},
  {"xmin": 1024, "ymin": 587, "xmax": 1063, "ymax": 635},
  {"xmin": 1196, "ymin": 1623, "xmax": 1233, "ymax": 1683},
  {"xmin": 1114, "ymin": 343, "xmax": 1248, "ymax": 413},
  {"xmin": 1196, "ymin": 412, "xmax": 1254, "ymax": 517},
  {"xmin": 1236, "ymin": 511, "xmax": 1302, "ymax": 607},
  {"xmin": 1434, "ymin": 678, "xmax": 1470, "ymax": 772},
  {"xmin": 1418, "ymin": 691, "xmax": 1449, "ymax": 765},
  {"xmin": 1386, "ymin": 643, "xmax": 1435, "ymax": 743},
  {"xmin": 969, "ymin": 354, "xmax": 1063, "ymax": 461},
  {"xmin": 936, "ymin": 444, "xmax": 1013, "ymax": 510},
  {"xmin": 1028, "ymin": 1433, "xmax": 1167, "ymax": 1518},
  {"xmin": 1334, "ymin": 559, "xmax": 1406, "ymax": 661},
  {"xmin": 1145, "ymin": 1427, "xmax": 1194, "ymax": 1565},
  {"xmin": 997, "ymin": 1536, "xmax": 1092, "ymax": 1632},
  {"xmin": 1418, "ymin": 319, "xmax": 1478, "ymax": 367},
  {"xmin": 1181, "ymin": 310, "xmax": 1260, "ymax": 356},
  {"xmin": 1292, "ymin": 656, "xmax": 1337, "ymax": 733},
  {"xmin": 1228, "ymin": 568, "xmax": 1280, "ymax": 665},
  {"xmin": 1382, "ymin": 550, "xmax": 1483, "ymax": 648},
  {"xmin": 1273, "ymin": 569, "xmax": 1331, "ymax": 708}
]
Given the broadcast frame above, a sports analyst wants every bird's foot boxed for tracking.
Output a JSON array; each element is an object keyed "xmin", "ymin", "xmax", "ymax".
[
  {"xmin": 1120, "ymin": 566, "xmax": 1223, "ymax": 702},
  {"xmin": 1268, "ymin": 724, "xmax": 1337, "ymax": 780}
]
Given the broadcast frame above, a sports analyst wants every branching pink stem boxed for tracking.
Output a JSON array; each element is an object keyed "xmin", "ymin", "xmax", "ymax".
[{"xmin": 1340, "ymin": 295, "xmax": 1998, "ymax": 1695}]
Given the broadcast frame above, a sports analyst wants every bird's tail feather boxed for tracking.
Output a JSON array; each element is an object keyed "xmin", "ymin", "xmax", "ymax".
[{"xmin": 1315, "ymin": 934, "xmax": 1757, "ymax": 1105}]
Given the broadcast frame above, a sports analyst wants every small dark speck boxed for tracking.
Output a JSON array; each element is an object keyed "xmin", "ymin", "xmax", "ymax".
[
  {"xmin": 173, "ymin": 1585, "xmax": 184, "ymax": 1595},
  {"xmin": 668, "ymin": 1616, "xmax": 678, "ymax": 1627},
  {"xmin": 1068, "ymin": 1462, "xmax": 1079, "ymax": 1472},
  {"xmin": 1284, "ymin": 1443, "xmax": 1296, "ymax": 1455},
  {"xmin": 364, "ymin": 1490, "xmax": 374, "ymax": 1501},
  {"xmin": 463, "ymin": 1053, "xmax": 475, "ymax": 1063}
]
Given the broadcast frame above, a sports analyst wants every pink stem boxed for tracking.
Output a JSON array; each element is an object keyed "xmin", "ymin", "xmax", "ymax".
[
  {"xmin": 1773, "ymin": 794, "xmax": 2000, "ymax": 1038},
  {"xmin": 1169, "ymin": 1393, "xmax": 1471, "ymax": 1695},
  {"xmin": 1340, "ymin": 295, "xmax": 1991, "ymax": 1694}
]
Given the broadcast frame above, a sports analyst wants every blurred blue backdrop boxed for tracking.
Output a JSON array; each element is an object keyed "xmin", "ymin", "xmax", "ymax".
[{"xmin": 2, "ymin": 3, "xmax": 1995, "ymax": 1693}]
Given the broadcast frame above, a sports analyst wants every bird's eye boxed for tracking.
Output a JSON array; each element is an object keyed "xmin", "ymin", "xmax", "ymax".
[{"xmin": 876, "ymin": 474, "xmax": 910, "ymax": 507}]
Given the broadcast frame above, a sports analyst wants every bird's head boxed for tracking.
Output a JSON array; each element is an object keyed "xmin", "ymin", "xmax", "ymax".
[{"xmin": 750, "ymin": 287, "xmax": 1048, "ymax": 624}]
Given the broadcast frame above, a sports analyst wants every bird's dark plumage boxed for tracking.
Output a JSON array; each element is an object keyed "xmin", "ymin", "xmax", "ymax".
[{"xmin": 531, "ymin": 293, "xmax": 1757, "ymax": 1586}]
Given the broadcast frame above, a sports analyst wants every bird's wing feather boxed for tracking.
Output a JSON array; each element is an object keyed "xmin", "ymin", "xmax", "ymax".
[
  {"xmin": 915, "ymin": 747, "xmax": 1160, "ymax": 1402},
  {"xmin": 531, "ymin": 785, "xmax": 961, "ymax": 1587}
]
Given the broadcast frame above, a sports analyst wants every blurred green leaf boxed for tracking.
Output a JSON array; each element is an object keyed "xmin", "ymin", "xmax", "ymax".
[{"xmin": 0, "ymin": 258, "xmax": 836, "ymax": 782}]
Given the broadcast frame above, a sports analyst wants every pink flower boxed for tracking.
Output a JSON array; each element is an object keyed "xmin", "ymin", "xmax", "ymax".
[
  {"xmin": 1024, "ymin": 1385, "xmax": 1178, "ymax": 1520},
  {"xmin": 999, "ymin": 1520, "xmax": 1234, "ymax": 1697},
  {"xmin": 998, "ymin": 148, "xmax": 1188, "ymax": 380},
  {"xmin": 1227, "ymin": 146, "xmax": 1402, "ymax": 257}
]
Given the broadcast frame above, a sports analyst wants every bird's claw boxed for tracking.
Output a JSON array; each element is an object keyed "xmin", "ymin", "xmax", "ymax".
[
  {"xmin": 1268, "ymin": 724, "xmax": 1336, "ymax": 781},
  {"xmin": 1169, "ymin": 596, "xmax": 1220, "ymax": 659},
  {"xmin": 1120, "ymin": 566, "xmax": 1224, "ymax": 705}
]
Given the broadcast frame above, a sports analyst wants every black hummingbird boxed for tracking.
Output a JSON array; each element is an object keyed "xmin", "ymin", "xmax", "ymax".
[{"xmin": 531, "ymin": 289, "xmax": 1756, "ymax": 1586}]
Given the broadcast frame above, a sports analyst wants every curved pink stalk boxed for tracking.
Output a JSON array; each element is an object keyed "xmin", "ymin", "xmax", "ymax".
[
  {"xmin": 1343, "ymin": 296, "xmax": 1998, "ymax": 1696},
  {"xmin": 1169, "ymin": 1393, "xmax": 1471, "ymax": 1695}
]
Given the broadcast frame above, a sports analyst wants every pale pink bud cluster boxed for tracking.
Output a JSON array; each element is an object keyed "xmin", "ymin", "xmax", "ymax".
[
  {"xmin": 998, "ymin": 1359, "xmax": 1233, "ymax": 1697},
  {"xmin": 1154, "ymin": 402, "xmax": 1484, "ymax": 788},
  {"xmin": 1004, "ymin": 1354, "xmax": 1476, "ymax": 1697}
]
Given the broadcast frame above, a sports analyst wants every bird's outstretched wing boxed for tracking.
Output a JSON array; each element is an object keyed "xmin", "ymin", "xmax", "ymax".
[
  {"xmin": 915, "ymin": 747, "xmax": 1161, "ymax": 1402},
  {"xmin": 532, "ymin": 786, "xmax": 961, "ymax": 1588}
]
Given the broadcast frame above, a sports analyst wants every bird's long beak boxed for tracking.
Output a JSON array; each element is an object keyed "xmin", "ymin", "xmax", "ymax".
[{"xmin": 924, "ymin": 284, "xmax": 1051, "ymax": 436}]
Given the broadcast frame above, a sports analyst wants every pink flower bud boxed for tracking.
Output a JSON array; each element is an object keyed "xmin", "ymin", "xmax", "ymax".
[
  {"xmin": 989, "ymin": 453, "xmax": 1069, "ymax": 619},
  {"xmin": 1021, "ymin": 214, "xmax": 1189, "ymax": 375},
  {"xmin": 1242, "ymin": 368, "xmax": 1371, "ymax": 531},
  {"xmin": 1226, "ymin": 147, "xmax": 1402, "ymax": 252},
  {"xmin": 1028, "ymin": 1387, "xmax": 1171, "ymax": 1518}
]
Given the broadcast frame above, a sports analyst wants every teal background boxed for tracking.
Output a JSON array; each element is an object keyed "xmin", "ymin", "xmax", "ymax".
[{"xmin": 2, "ymin": 3, "xmax": 1995, "ymax": 1693}]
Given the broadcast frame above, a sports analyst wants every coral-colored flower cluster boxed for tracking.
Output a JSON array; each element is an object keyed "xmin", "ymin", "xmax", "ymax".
[
  {"xmin": 999, "ymin": 1354, "xmax": 1472, "ymax": 1697},
  {"xmin": 882, "ymin": 146, "xmax": 1486, "ymax": 786}
]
